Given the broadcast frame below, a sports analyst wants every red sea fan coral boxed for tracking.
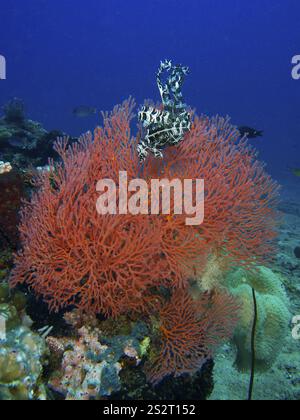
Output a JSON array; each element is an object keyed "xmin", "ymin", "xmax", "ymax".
[
  {"xmin": 147, "ymin": 289, "xmax": 239, "ymax": 385},
  {"xmin": 10, "ymin": 101, "xmax": 169, "ymax": 317},
  {"xmin": 143, "ymin": 114, "xmax": 279, "ymax": 271},
  {"xmin": 10, "ymin": 98, "xmax": 279, "ymax": 316}
]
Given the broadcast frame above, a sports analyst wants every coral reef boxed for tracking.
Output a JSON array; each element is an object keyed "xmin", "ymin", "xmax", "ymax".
[
  {"xmin": 0, "ymin": 68, "xmax": 291, "ymax": 398},
  {"xmin": 0, "ymin": 249, "xmax": 14, "ymax": 281},
  {"xmin": 46, "ymin": 310, "xmax": 214, "ymax": 400},
  {"xmin": 0, "ymin": 282, "xmax": 47, "ymax": 400},
  {"xmin": 0, "ymin": 168, "xmax": 26, "ymax": 249},
  {"xmin": 114, "ymin": 360, "xmax": 214, "ymax": 400},
  {"xmin": 0, "ymin": 98, "xmax": 76, "ymax": 168},
  {"xmin": 6, "ymin": 76, "xmax": 281, "ymax": 395},
  {"xmin": 11, "ymin": 99, "xmax": 279, "ymax": 318},
  {"xmin": 47, "ymin": 312, "xmax": 149, "ymax": 400},
  {"xmin": 147, "ymin": 289, "xmax": 239, "ymax": 385},
  {"xmin": 137, "ymin": 60, "xmax": 191, "ymax": 161},
  {"xmin": 48, "ymin": 326, "xmax": 123, "ymax": 399},
  {"xmin": 0, "ymin": 326, "xmax": 47, "ymax": 400},
  {"xmin": 2, "ymin": 98, "xmax": 26, "ymax": 124},
  {"xmin": 207, "ymin": 182, "xmax": 300, "ymax": 401},
  {"xmin": 194, "ymin": 254, "xmax": 228, "ymax": 292},
  {"xmin": 226, "ymin": 266, "xmax": 291, "ymax": 372},
  {"xmin": 0, "ymin": 161, "xmax": 12, "ymax": 174}
]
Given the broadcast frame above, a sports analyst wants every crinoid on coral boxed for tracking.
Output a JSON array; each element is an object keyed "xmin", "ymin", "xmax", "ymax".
[
  {"xmin": 10, "ymin": 97, "xmax": 279, "ymax": 318},
  {"xmin": 137, "ymin": 60, "xmax": 191, "ymax": 161},
  {"xmin": 146, "ymin": 289, "xmax": 239, "ymax": 385}
]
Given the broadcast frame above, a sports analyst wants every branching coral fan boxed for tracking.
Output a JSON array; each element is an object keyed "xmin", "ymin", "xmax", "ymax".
[
  {"xmin": 147, "ymin": 289, "xmax": 239, "ymax": 385},
  {"xmin": 11, "ymin": 98, "xmax": 279, "ymax": 319}
]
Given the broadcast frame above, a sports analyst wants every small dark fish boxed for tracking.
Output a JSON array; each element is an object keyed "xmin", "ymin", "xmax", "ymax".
[
  {"xmin": 294, "ymin": 246, "xmax": 300, "ymax": 259},
  {"xmin": 72, "ymin": 106, "xmax": 97, "ymax": 118},
  {"xmin": 291, "ymin": 168, "xmax": 300, "ymax": 177},
  {"xmin": 238, "ymin": 126, "xmax": 263, "ymax": 139}
]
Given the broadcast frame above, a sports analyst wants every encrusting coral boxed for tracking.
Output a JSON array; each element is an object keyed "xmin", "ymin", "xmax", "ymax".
[
  {"xmin": 0, "ymin": 161, "xmax": 12, "ymax": 175},
  {"xmin": 0, "ymin": 283, "xmax": 47, "ymax": 400},
  {"xmin": 0, "ymin": 325, "xmax": 47, "ymax": 400},
  {"xmin": 46, "ymin": 311, "xmax": 150, "ymax": 400}
]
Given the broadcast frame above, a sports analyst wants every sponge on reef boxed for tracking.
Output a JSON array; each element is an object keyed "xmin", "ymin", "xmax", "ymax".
[{"xmin": 226, "ymin": 266, "xmax": 290, "ymax": 372}]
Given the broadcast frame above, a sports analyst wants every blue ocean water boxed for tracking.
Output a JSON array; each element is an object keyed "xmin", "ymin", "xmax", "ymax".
[
  {"xmin": 0, "ymin": 0, "xmax": 300, "ymax": 402},
  {"xmin": 1, "ymin": 0, "xmax": 300, "ymax": 179}
]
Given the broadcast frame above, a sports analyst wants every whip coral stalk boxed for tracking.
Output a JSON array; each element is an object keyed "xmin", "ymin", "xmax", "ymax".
[{"xmin": 10, "ymin": 99, "xmax": 279, "ymax": 316}]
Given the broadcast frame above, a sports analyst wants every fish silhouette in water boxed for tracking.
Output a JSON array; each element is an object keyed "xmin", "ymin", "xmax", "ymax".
[
  {"xmin": 72, "ymin": 106, "xmax": 97, "ymax": 118},
  {"xmin": 291, "ymin": 168, "xmax": 300, "ymax": 177},
  {"xmin": 238, "ymin": 126, "xmax": 263, "ymax": 139}
]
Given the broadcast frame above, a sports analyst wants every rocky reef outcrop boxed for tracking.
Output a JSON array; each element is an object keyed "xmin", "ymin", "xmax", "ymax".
[{"xmin": 0, "ymin": 98, "xmax": 76, "ymax": 168}]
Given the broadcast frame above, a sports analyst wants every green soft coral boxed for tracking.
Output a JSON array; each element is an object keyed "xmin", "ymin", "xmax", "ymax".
[{"xmin": 226, "ymin": 266, "xmax": 290, "ymax": 372}]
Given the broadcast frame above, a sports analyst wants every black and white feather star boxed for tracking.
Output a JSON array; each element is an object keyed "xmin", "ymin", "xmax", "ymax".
[{"xmin": 137, "ymin": 60, "xmax": 191, "ymax": 162}]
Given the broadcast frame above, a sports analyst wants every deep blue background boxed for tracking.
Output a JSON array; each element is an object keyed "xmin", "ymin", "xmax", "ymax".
[{"xmin": 0, "ymin": 0, "xmax": 300, "ymax": 179}]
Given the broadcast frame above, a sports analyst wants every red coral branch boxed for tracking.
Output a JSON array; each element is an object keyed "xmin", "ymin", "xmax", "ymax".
[
  {"xmin": 10, "ymin": 99, "xmax": 279, "ymax": 317},
  {"xmin": 147, "ymin": 289, "xmax": 240, "ymax": 385}
]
